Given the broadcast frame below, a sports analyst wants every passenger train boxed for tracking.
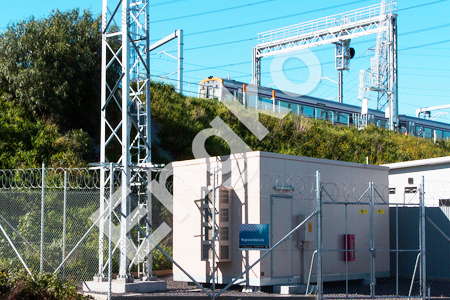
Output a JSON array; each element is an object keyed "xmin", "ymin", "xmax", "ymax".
[{"xmin": 198, "ymin": 76, "xmax": 450, "ymax": 141}]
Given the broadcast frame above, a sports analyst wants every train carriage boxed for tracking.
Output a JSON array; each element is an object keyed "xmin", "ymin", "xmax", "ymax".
[{"xmin": 198, "ymin": 76, "xmax": 450, "ymax": 141}]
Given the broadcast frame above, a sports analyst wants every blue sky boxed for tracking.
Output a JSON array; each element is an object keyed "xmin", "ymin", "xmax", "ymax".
[{"xmin": 1, "ymin": 0, "xmax": 449, "ymax": 123}]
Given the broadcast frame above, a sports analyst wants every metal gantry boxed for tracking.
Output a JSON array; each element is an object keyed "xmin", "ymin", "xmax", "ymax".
[
  {"xmin": 150, "ymin": 30, "xmax": 184, "ymax": 93},
  {"xmin": 100, "ymin": 0, "xmax": 152, "ymax": 280},
  {"xmin": 252, "ymin": 0, "xmax": 398, "ymax": 130}
]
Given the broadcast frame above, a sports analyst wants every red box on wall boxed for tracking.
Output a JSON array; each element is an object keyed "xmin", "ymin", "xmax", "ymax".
[{"xmin": 343, "ymin": 234, "xmax": 355, "ymax": 261}]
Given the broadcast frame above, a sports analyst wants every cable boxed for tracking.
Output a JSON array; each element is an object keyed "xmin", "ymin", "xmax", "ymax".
[
  {"xmin": 401, "ymin": 67, "xmax": 450, "ymax": 72},
  {"xmin": 150, "ymin": 0, "xmax": 187, "ymax": 7},
  {"xmin": 397, "ymin": 0, "xmax": 448, "ymax": 12},
  {"xmin": 399, "ymin": 22, "xmax": 450, "ymax": 37},
  {"xmin": 184, "ymin": 38, "xmax": 257, "ymax": 52},
  {"xmin": 400, "ymin": 39, "xmax": 450, "ymax": 51},
  {"xmin": 400, "ymin": 73, "xmax": 450, "ymax": 78},
  {"xmin": 182, "ymin": 0, "xmax": 371, "ymax": 37},
  {"xmin": 401, "ymin": 92, "xmax": 450, "ymax": 98},
  {"xmin": 402, "ymin": 87, "xmax": 450, "ymax": 92},
  {"xmin": 150, "ymin": 7, "xmax": 450, "ymax": 67},
  {"xmin": 148, "ymin": 0, "xmax": 372, "ymax": 42},
  {"xmin": 153, "ymin": 56, "xmax": 251, "ymax": 75},
  {"xmin": 151, "ymin": 0, "xmax": 275, "ymax": 24}
]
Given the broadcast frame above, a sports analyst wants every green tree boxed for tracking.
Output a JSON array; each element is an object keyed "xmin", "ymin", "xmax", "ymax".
[
  {"xmin": 0, "ymin": 9, "xmax": 101, "ymax": 141},
  {"xmin": 0, "ymin": 91, "xmax": 93, "ymax": 168}
]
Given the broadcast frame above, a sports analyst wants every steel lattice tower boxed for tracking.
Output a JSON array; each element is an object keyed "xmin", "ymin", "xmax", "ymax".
[
  {"xmin": 253, "ymin": 0, "xmax": 398, "ymax": 130},
  {"xmin": 99, "ymin": 0, "xmax": 152, "ymax": 280}
]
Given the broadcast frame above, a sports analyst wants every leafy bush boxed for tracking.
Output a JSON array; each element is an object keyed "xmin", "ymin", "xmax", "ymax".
[
  {"xmin": 152, "ymin": 245, "xmax": 173, "ymax": 271},
  {"xmin": 0, "ymin": 267, "xmax": 87, "ymax": 300}
]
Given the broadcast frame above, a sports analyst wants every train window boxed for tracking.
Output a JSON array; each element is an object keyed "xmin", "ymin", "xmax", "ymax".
[
  {"xmin": 302, "ymin": 105, "xmax": 314, "ymax": 118},
  {"xmin": 423, "ymin": 127, "xmax": 432, "ymax": 139},
  {"xmin": 278, "ymin": 101, "xmax": 290, "ymax": 114},
  {"xmin": 400, "ymin": 122, "xmax": 407, "ymax": 134},
  {"xmin": 339, "ymin": 113, "xmax": 349, "ymax": 124},
  {"xmin": 260, "ymin": 97, "xmax": 272, "ymax": 110},
  {"xmin": 316, "ymin": 108, "xmax": 326, "ymax": 120},
  {"xmin": 290, "ymin": 104, "xmax": 299, "ymax": 115},
  {"xmin": 444, "ymin": 131, "xmax": 450, "ymax": 140},
  {"xmin": 415, "ymin": 126, "xmax": 422, "ymax": 137},
  {"xmin": 333, "ymin": 112, "xmax": 345, "ymax": 124},
  {"xmin": 213, "ymin": 87, "xmax": 221, "ymax": 99},
  {"xmin": 435, "ymin": 130, "xmax": 443, "ymax": 140},
  {"xmin": 223, "ymin": 91, "xmax": 233, "ymax": 101},
  {"xmin": 248, "ymin": 95, "xmax": 257, "ymax": 108},
  {"xmin": 378, "ymin": 119, "xmax": 387, "ymax": 128},
  {"xmin": 199, "ymin": 87, "xmax": 207, "ymax": 99}
]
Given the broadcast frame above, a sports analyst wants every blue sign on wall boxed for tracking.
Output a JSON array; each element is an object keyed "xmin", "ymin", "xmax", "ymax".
[{"xmin": 239, "ymin": 224, "xmax": 270, "ymax": 250}]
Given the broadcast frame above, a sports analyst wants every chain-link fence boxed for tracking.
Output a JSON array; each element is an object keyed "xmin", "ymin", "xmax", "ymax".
[
  {"xmin": 0, "ymin": 168, "xmax": 101, "ymax": 281},
  {"xmin": 1, "ymin": 166, "xmax": 450, "ymax": 299}
]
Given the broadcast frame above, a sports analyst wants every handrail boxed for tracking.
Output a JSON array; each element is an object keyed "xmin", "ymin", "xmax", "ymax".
[{"xmin": 257, "ymin": 1, "xmax": 396, "ymax": 45}]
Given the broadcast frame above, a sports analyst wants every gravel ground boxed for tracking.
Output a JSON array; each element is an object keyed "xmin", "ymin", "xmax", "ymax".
[{"xmin": 82, "ymin": 275, "xmax": 450, "ymax": 299}]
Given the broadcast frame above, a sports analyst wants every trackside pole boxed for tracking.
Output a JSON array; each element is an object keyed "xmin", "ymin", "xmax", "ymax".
[
  {"xmin": 40, "ymin": 163, "xmax": 45, "ymax": 272},
  {"xmin": 316, "ymin": 170, "xmax": 323, "ymax": 300},
  {"xmin": 420, "ymin": 176, "xmax": 426, "ymax": 300}
]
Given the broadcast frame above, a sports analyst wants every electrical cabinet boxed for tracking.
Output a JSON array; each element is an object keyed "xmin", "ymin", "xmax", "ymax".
[{"xmin": 343, "ymin": 234, "xmax": 356, "ymax": 261}]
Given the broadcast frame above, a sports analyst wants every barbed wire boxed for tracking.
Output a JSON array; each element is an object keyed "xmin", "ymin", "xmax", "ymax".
[
  {"xmin": 0, "ymin": 168, "xmax": 101, "ymax": 189},
  {"xmin": 1, "ymin": 167, "xmax": 449, "ymax": 207}
]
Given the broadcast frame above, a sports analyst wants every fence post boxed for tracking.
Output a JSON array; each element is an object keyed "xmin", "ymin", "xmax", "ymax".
[
  {"xmin": 40, "ymin": 163, "xmax": 45, "ymax": 272},
  {"xmin": 316, "ymin": 170, "xmax": 322, "ymax": 300},
  {"xmin": 62, "ymin": 171, "xmax": 67, "ymax": 277},
  {"xmin": 212, "ymin": 167, "xmax": 216, "ymax": 299},
  {"xmin": 146, "ymin": 167, "xmax": 154, "ymax": 278},
  {"xmin": 108, "ymin": 163, "xmax": 113, "ymax": 300},
  {"xmin": 420, "ymin": 176, "xmax": 426, "ymax": 300},
  {"xmin": 370, "ymin": 182, "xmax": 375, "ymax": 299}
]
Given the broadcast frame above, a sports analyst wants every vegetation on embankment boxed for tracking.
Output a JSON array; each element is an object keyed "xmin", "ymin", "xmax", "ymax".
[
  {"xmin": 151, "ymin": 81, "xmax": 450, "ymax": 165},
  {"xmin": 1, "ymin": 8, "xmax": 448, "ymax": 169}
]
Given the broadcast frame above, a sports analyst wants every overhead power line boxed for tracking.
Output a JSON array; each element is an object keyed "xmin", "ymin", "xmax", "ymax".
[
  {"xmin": 150, "ymin": 0, "xmax": 187, "ymax": 7},
  {"xmin": 151, "ymin": 0, "xmax": 275, "ymax": 24},
  {"xmin": 183, "ymin": 0, "xmax": 371, "ymax": 37},
  {"xmin": 400, "ymin": 22, "xmax": 450, "ymax": 36},
  {"xmin": 397, "ymin": 0, "xmax": 448, "ymax": 12},
  {"xmin": 400, "ymin": 39, "xmax": 450, "ymax": 51}
]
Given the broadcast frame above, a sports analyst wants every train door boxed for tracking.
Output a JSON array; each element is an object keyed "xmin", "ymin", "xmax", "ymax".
[
  {"xmin": 408, "ymin": 121, "xmax": 415, "ymax": 136},
  {"xmin": 399, "ymin": 122, "xmax": 408, "ymax": 135}
]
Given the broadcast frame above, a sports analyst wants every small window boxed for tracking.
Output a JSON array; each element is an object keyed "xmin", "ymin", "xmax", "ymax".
[
  {"xmin": 220, "ymin": 245, "xmax": 229, "ymax": 260},
  {"xmin": 220, "ymin": 209, "xmax": 229, "ymax": 222},
  {"xmin": 220, "ymin": 190, "xmax": 229, "ymax": 204},
  {"xmin": 408, "ymin": 178, "xmax": 414, "ymax": 185},
  {"xmin": 405, "ymin": 187, "xmax": 417, "ymax": 194},
  {"xmin": 220, "ymin": 227, "xmax": 229, "ymax": 241},
  {"xmin": 389, "ymin": 188, "xmax": 396, "ymax": 194},
  {"xmin": 439, "ymin": 199, "xmax": 450, "ymax": 207}
]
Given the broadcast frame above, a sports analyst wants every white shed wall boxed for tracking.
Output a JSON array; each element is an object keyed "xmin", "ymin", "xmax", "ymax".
[{"xmin": 172, "ymin": 151, "xmax": 390, "ymax": 286}]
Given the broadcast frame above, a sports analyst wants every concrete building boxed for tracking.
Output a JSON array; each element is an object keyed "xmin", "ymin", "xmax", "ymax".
[
  {"xmin": 383, "ymin": 156, "xmax": 450, "ymax": 206},
  {"xmin": 172, "ymin": 151, "xmax": 390, "ymax": 287},
  {"xmin": 384, "ymin": 157, "xmax": 450, "ymax": 280}
]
